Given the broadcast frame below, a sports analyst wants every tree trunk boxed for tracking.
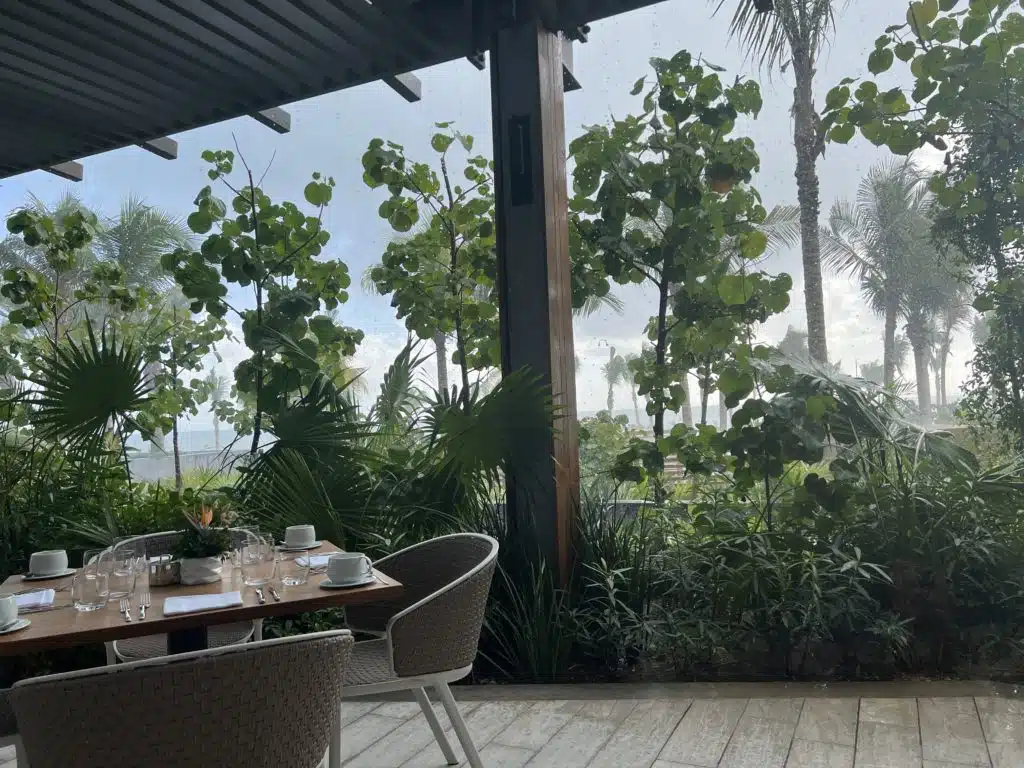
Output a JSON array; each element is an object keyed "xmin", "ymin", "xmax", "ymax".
[
  {"xmin": 606, "ymin": 346, "xmax": 616, "ymax": 415},
  {"xmin": 883, "ymin": 299, "xmax": 898, "ymax": 387},
  {"xmin": 679, "ymin": 375, "xmax": 693, "ymax": 427},
  {"xmin": 699, "ymin": 369, "xmax": 710, "ymax": 426},
  {"xmin": 719, "ymin": 396, "xmax": 729, "ymax": 430},
  {"xmin": 910, "ymin": 335, "xmax": 932, "ymax": 424},
  {"xmin": 144, "ymin": 362, "xmax": 165, "ymax": 452},
  {"xmin": 653, "ymin": 283, "xmax": 669, "ymax": 440},
  {"xmin": 433, "ymin": 331, "xmax": 449, "ymax": 392},
  {"xmin": 632, "ymin": 391, "xmax": 642, "ymax": 428},
  {"xmin": 213, "ymin": 418, "xmax": 221, "ymax": 451},
  {"xmin": 792, "ymin": 56, "xmax": 829, "ymax": 364},
  {"xmin": 172, "ymin": 416, "xmax": 182, "ymax": 491}
]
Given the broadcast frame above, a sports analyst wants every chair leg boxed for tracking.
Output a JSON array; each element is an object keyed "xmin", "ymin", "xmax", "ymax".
[
  {"xmin": 415, "ymin": 687, "xmax": 458, "ymax": 766},
  {"xmin": 14, "ymin": 736, "xmax": 27, "ymax": 767},
  {"xmin": 104, "ymin": 642, "xmax": 116, "ymax": 666},
  {"xmin": 436, "ymin": 682, "xmax": 482, "ymax": 768},
  {"xmin": 328, "ymin": 698, "xmax": 342, "ymax": 768},
  {"xmin": 253, "ymin": 619, "xmax": 263, "ymax": 642}
]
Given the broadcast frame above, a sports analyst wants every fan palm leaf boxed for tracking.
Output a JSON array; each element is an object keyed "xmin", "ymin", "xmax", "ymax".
[{"xmin": 28, "ymin": 318, "xmax": 151, "ymax": 457}]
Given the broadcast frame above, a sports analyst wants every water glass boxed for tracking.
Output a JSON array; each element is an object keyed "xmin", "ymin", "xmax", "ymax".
[
  {"xmin": 73, "ymin": 549, "xmax": 111, "ymax": 612},
  {"xmin": 241, "ymin": 535, "xmax": 275, "ymax": 587},
  {"xmin": 230, "ymin": 526, "xmax": 260, "ymax": 569},
  {"xmin": 275, "ymin": 547, "xmax": 310, "ymax": 587},
  {"xmin": 108, "ymin": 539, "xmax": 140, "ymax": 600}
]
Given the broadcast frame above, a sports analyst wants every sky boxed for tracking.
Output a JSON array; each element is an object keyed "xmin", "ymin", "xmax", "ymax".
[{"xmin": 0, "ymin": 0, "xmax": 975, "ymax": 428}]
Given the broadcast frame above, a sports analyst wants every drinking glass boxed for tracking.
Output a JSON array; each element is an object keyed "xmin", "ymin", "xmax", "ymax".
[
  {"xmin": 108, "ymin": 539, "xmax": 141, "ymax": 600},
  {"xmin": 241, "ymin": 535, "xmax": 275, "ymax": 587},
  {"xmin": 229, "ymin": 526, "xmax": 260, "ymax": 569},
  {"xmin": 72, "ymin": 549, "xmax": 111, "ymax": 612},
  {"xmin": 275, "ymin": 547, "xmax": 310, "ymax": 587}
]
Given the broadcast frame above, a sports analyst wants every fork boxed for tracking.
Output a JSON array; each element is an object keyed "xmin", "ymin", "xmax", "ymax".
[
  {"xmin": 138, "ymin": 592, "xmax": 151, "ymax": 620},
  {"xmin": 119, "ymin": 598, "xmax": 132, "ymax": 622}
]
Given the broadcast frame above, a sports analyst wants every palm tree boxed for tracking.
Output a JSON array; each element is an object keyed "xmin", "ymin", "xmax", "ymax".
[
  {"xmin": 932, "ymin": 289, "xmax": 971, "ymax": 407},
  {"xmin": 1, "ymin": 194, "xmax": 189, "ymax": 337},
  {"xmin": 904, "ymin": 264, "xmax": 964, "ymax": 423},
  {"xmin": 204, "ymin": 368, "xmax": 230, "ymax": 451},
  {"xmin": 94, "ymin": 196, "xmax": 191, "ymax": 290},
  {"xmin": 601, "ymin": 347, "xmax": 629, "ymax": 416},
  {"xmin": 621, "ymin": 352, "xmax": 643, "ymax": 427},
  {"xmin": 717, "ymin": 0, "xmax": 842, "ymax": 364},
  {"xmin": 820, "ymin": 160, "xmax": 931, "ymax": 386}
]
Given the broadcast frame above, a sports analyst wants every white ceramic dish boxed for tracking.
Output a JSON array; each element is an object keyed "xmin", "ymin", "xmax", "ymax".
[
  {"xmin": 23, "ymin": 568, "xmax": 76, "ymax": 581},
  {"xmin": 318, "ymin": 575, "xmax": 375, "ymax": 590},
  {"xmin": 0, "ymin": 618, "xmax": 31, "ymax": 635},
  {"xmin": 278, "ymin": 541, "xmax": 322, "ymax": 552}
]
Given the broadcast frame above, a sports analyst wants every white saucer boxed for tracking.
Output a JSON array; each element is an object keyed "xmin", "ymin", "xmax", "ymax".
[
  {"xmin": 279, "ymin": 541, "xmax": 322, "ymax": 551},
  {"xmin": 23, "ymin": 568, "xmax": 75, "ymax": 581},
  {"xmin": 0, "ymin": 618, "xmax": 31, "ymax": 635},
  {"xmin": 319, "ymin": 575, "xmax": 375, "ymax": 589}
]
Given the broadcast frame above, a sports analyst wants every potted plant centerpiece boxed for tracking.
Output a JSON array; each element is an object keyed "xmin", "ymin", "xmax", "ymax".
[{"xmin": 174, "ymin": 506, "xmax": 232, "ymax": 585}]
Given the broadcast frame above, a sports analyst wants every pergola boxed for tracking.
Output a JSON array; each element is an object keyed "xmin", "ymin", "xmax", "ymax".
[{"xmin": 0, "ymin": 0, "xmax": 671, "ymax": 580}]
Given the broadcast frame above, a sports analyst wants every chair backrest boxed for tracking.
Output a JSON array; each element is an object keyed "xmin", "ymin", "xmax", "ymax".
[
  {"xmin": 374, "ymin": 533, "xmax": 498, "ymax": 678},
  {"xmin": 118, "ymin": 529, "xmax": 183, "ymax": 559},
  {"xmin": 0, "ymin": 688, "xmax": 16, "ymax": 738},
  {"xmin": 10, "ymin": 631, "xmax": 353, "ymax": 768},
  {"xmin": 117, "ymin": 527, "xmax": 253, "ymax": 558}
]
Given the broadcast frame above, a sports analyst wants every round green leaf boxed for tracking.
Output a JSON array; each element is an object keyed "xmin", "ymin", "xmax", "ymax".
[
  {"xmin": 868, "ymin": 48, "xmax": 895, "ymax": 75},
  {"xmin": 187, "ymin": 211, "xmax": 212, "ymax": 234},
  {"xmin": 718, "ymin": 274, "xmax": 750, "ymax": 305}
]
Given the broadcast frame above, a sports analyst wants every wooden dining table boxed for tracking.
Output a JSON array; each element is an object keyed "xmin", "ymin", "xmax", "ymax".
[{"xmin": 0, "ymin": 540, "xmax": 402, "ymax": 656}]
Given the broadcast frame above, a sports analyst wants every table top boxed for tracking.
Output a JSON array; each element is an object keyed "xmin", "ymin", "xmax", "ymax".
[{"xmin": 0, "ymin": 541, "xmax": 401, "ymax": 656}]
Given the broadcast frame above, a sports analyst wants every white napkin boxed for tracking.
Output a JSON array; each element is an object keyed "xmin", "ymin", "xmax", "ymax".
[
  {"xmin": 16, "ymin": 589, "xmax": 55, "ymax": 611},
  {"xmin": 296, "ymin": 554, "xmax": 331, "ymax": 569},
  {"xmin": 163, "ymin": 591, "xmax": 243, "ymax": 616}
]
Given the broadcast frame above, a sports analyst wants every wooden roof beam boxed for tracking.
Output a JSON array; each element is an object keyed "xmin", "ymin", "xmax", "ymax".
[
  {"xmin": 562, "ymin": 37, "xmax": 581, "ymax": 92},
  {"xmin": 46, "ymin": 161, "xmax": 83, "ymax": 181},
  {"xmin": 250, "ymin": 108, "xmax": 291, "ymax": 134},
  {"xmin": 384, "ymin": 72, "xmax": 422, "ymax": 102},
  {"xmin": 138, "ymin": 136, "xmax": 178, "ymax": 160}
]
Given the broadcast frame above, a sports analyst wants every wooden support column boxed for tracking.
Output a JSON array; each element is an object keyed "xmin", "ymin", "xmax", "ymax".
[{"xmin": 491, "ymin": 22, "xmax": 579, "ymax": 584}]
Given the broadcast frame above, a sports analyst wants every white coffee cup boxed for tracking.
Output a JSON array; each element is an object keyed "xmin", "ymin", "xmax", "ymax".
[
  {"xmin": 0, "ymin": 595, "xmax": 18, "ymax": 629},
  {"xmin": 29, "ymin": 550, "xmax": 69, "ymax": 576},
  {"xmin": 327, "ymin": 553, "xmax": 372, "ymax": 584},
  {"xmin": 284, "ymin": 525, "xmax": 316, "ymax": 548}
]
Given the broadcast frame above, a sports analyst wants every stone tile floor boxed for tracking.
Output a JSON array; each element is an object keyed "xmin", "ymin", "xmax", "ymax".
[{"xmin": 5, "ymin": 688, "xmax": 1024, "ymax": 766}]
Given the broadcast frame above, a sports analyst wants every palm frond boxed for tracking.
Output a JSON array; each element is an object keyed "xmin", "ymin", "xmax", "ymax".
[
  {"xmin": 759, "ymin": 204, "xmax": 803, "ymax": 254},
  {"xmin": 94, "ymin": 196, "xmax": 190, "ymax": 291},
  {"xmin": 576, "ymin": 291, "xmax": 625, "ymax": 318},
  {"xmin": 28, "ymin": 318, "xmax": 151, "ymax": 456},
  {"xmin": 714, "ymin": 0, "xmax": 841, "ymax": 71},
  {"xmin": 369, "ymin": 339, "xmax": 430, "ymax": 430}
]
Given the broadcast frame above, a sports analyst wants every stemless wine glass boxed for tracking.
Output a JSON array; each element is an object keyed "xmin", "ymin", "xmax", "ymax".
[
  {"xmin": 241, "ymin": 534, "xmax": 275, "ymax": 587},
  {"xmin": 72, "ymin": 549, "xmax": 111, "ymax": 612},
  {"xmin": 275, "ymin": 546, "xmax": 310, "ymax": 587},
  {"xmin": 108, "ymin": 539, "xmax": 140, "ymax": 600}
]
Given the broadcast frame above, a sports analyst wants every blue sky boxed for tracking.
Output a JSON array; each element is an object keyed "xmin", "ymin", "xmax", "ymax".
[{"xmin": 0, "ymin": 0, "xmax": 969, "ymax": 426}]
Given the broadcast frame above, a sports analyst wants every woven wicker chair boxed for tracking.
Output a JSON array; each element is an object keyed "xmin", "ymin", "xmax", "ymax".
[
  {"xmin": 105, "ymin": 529, "xmax": 262, "ymax": 664},
  {"xmin": 10, "ymin": 630, "xmax": 354, "ymax": 768},
  {"xmin": 343, "ymin": 533, "xmax": 498, "ymax": 768},
  {"xmin": 0, "ymin": 689, "xmax": 24, "ymax": 767}
]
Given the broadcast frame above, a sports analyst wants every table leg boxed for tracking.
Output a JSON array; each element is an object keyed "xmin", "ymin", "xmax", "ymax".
[{"xmin": 167, "ymin": 626, "xmax": 208, "ymax": 654}]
